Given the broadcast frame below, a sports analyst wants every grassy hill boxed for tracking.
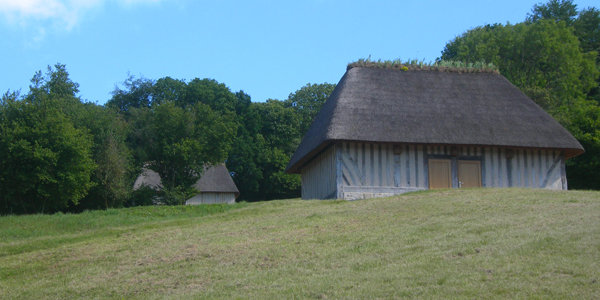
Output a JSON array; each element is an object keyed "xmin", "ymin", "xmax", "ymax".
[{"xmin": 1, "ymin": 188, "xmax": 599, "ymax": 299}]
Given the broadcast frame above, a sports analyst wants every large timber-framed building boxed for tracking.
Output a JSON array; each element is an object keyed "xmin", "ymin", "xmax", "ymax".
[{"xmin": 285, "ymin": 67, "xmax": 584, "ymax": 200}]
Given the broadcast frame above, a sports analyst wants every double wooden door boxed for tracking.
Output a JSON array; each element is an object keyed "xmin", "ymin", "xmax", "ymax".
[{"xmin": 428, "ymin": 159, "xmax": 481, "ymax": 189}]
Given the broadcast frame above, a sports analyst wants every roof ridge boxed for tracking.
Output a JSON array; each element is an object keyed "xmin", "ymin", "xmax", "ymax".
[{"xmin": 347, "ymin": 59, "xmax": 499, "ymax": 74}]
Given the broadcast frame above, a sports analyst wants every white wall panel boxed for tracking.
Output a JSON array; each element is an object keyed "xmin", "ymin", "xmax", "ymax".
[{"xmin": 301, "ymin": 145, "xmax": 337, "ymax": 199}]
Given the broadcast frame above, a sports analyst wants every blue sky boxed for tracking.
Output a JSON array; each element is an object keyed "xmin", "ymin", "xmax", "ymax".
[{"xmin": 1, "ymin": 0, "xmax": 597, "ymax": 104}]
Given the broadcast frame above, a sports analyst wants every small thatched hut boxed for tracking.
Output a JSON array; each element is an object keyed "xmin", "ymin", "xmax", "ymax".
[
  {"xmin": 285, "ymin": 67, "xmax": 584, "ymax": 200},
  {"xmin": 133, "ymin": 164, "xmax": 239, "ymax": 204}
]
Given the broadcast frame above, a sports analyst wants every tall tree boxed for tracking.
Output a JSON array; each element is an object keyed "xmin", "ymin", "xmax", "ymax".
[
  {"xmin": 227, "ymin": 83, "xmax": 336, "ymax": 201},
  {"xmin": 441, "ymin": 20, "xmax": 597, "ymax": 113},
  {"xmin": 573, "ymin": 7, "xmax": 600, "ymax": 104},
  {"xmin": 107, "ymin": 75, "xmax": 155, "ymax": 117},
  {"xmin": 526, "ymin": 0, "xmax": 578, "ymax": 26},
  {"xmin": 441, "ymin": 1, "xmax": 600, "ymax": 190},
  {"xmin": 0, "ymin": 67, "xmax": 97, "ymax": 214},
  {"xmin": 39, "ymin": 64, "xmax": 133, "ymax": 211},
  {"xmin": 574, "ymin": 7, "xmax": 600, "ymax": 55},
  {"xmin": 111, "ymin": 76, "xmax": 238, "ymax": 204},
  {"xmin": 74, "ymin": 104, "xmax": 131, "ymax": 211},
  {"xmin": 285, "ymin": 83, "xmax": 336, "ymax": 136},
  {"xmin": 225, "ymin": 91, "xmax": 265, "ymax": 200},
  {"xmin": 226, "ymin": 98, "xmax": 302, "ymax": 201}
]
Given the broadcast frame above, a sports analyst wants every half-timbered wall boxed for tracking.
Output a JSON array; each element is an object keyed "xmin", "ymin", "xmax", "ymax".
[
  {"xmin": 301, "ymin": 142, "xmax": 567, "ymax": 200},
  {"xmin": 427, "ymin": 146, "xmax": 565, "ymax": 189},
  {"xmin": 484, "ymin": 148, "xmax": 566, "ymax": 189},
  {"xmin": 339, "ymin": 142, "xmax": 427, "ymax": 200},
  {"xmin": 337, "ymin": 142, "xmax": 567, "ymax": 200},
  {"xmin": 186, "ymin": 193, "xmax": 236, "ymax": 204},
  {"xmin": 301, "ymin": 145, "xmax": 337, "ymax": 199}
]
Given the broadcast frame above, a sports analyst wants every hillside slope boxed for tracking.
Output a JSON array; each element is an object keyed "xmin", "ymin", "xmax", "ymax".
[{"xmin": 1, "ymin": 189, "xmax": 599, "ymax": 299}]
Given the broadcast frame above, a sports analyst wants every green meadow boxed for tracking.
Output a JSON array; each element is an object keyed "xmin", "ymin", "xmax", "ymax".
[{"xmin": 1, "ymin": 188, "xmax": 599, "ymax": 299}]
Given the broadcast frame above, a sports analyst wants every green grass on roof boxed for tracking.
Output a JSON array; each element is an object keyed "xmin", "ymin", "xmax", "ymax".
[{"xmin": 348, "ymin": 58, "xmax": 500, "ymax": 74}]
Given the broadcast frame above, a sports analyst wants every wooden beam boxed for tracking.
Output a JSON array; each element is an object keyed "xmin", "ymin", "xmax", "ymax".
[
  {"xmin": 336, "ymin": 145, "xmax": 343, "ymax": 199},
  {"xmin": 541, "ymin": 153, "xmax": 562, "ymax": 188},
  {"xmin": 393, "ymin": 152, "xmax": 401, "ymax": 187},
  {"xmin": 343, "ymin": 186, "xmax": 426, "ymax": 194},
  {"xmin": 507, "ymin": 156, "xmax": 513, "ymax": 187},
  {"xmin": 481, "ymin": 148, "xmax": 486, "ymax": 187},
  {"xmin": 560, "ymin": 152, "xmax": 567, "ymax": 190},
  {"xmin": 423, "ymin": 147, "xmax": 429, "ymax": 189},
  {"xmin": 393, "ymin": 145, "xmax": 403, "ymax": 155}
]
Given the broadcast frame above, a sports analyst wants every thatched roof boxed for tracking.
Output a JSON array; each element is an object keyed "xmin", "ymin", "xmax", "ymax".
[
  {"xmin": 133, "ymin": 164, "xmax": 239, "ymax": 197},
  {"xmin": 285, "ymin": 67, "xmax": 584, "ymax": 174}
]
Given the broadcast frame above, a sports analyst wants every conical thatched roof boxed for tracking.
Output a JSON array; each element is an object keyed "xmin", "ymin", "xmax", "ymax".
[
  {"xmin": 133, "ymin": 164, "xmax": 239, "ymax": 197},
  {"xmin": 285, "ymin": 67, "xmax": 584, "ymax": 174}
]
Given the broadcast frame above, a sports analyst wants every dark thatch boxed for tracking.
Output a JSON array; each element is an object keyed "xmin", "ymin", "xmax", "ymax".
[
  {"xmin": 133, "ymin": 164, "xmax": 239, "ymax": 197},
  {"xmin": 285, "ymin": 67, "xmax": 584, "ymax": 174}
]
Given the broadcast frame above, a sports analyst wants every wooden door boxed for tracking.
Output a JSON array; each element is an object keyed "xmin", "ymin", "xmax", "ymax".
[
  {"xmin": 429, "ymin": 159, "xmax": 451, "ymax": 189},
  {"xmin": 458, "ymin": 160, "xmax": 481, "ymax": 188}
]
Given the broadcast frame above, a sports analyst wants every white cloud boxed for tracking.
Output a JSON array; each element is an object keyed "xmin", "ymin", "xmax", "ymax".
[{"xmin": 0, "ymin": 0, "xmax": 164, "ymax": 30}]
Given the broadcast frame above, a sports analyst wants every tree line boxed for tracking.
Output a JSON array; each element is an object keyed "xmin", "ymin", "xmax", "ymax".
[
  {"xmin": 0, "ymin": 64, "xmax": 335, "ymax": 214},
  {"xmin": 0, "ymin": 0, "xmax": 598, "ymax": 215},
  {"xmin": 441, "ymin": 0, "xmax": 599, "ymax": 189}
]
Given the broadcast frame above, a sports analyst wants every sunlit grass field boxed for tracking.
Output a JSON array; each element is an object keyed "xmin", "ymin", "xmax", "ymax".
[{"xmin": 1, "ymin": 188, "xmax": 599, "ymax": 299}]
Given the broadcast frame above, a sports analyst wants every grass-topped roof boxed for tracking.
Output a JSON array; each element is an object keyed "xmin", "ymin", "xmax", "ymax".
[
  {"xmin": 347, "ymin": 58, "xmax": 500, "ymax": 74},
  {"xmin": 285, "ymin": 66, "xmax": 583, "ymax": 174}
]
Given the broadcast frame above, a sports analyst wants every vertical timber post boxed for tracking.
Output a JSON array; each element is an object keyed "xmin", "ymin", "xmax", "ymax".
[
  {"xmin": 506, "ymin": 149, "xmax": 514, "ymax": 187},
  {"xmin": 336, "ymin": 144, "xmax": 344, "ymax": 199},
  {"xmin": 560, "ymin": 152, "xmax": 567, "ymax": 190},
  {"xmin": 393, "ymin": 145, "xmax": 402, "ymax": 187},
  {"xmin": 451, "ymin": 158, "xmax": 458, "ymax": 189}
]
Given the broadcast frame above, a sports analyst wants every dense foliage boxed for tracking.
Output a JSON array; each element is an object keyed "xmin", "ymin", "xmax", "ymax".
[
  {"xmin": 226, "ymin": 83, "xmax": 336, "ymax": 201},
  {"xmin": 441, "ymin": 0, "xmax": 600, "ymax": 189},
  {"xmin": 108, "ymin": 76, "xmax": 335, "ymax": 203},
  {"xmin": 1, "ymin": 0, "xmax": 598, "ymax": 214},
  {"xmin": 0, "ymin": 65, "xmax": 120, "ymax": 214},
  {"xmin": 108, "ymin": 77, "xmax": 238, "ymax": 204},
  {"xmin": 0, "ymin": 64, "xmax": 335, "ymax": 214}
]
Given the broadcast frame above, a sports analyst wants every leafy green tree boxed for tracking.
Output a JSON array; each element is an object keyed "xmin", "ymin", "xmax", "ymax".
[
  {"xmin": 129, "ymin": 102, "xmax": 235, "ymax": 204},
  {"xmin": 110, "ymin": 76, "xmax": 239, "ymax": 204},
  {"xmin": 227, "ymin": 83, "xmax": 336, "ymax": 201},
  {"xmin": 526, "ymin": 0, "xmax": 578, "ymax": 26},
  {"xmin": 225, "ymin": 92, "xmax": 265, "ymax": 200},
  {"xmin": 442, "ymin": 20, "xmax": 597, "ymax": 113},
  {"xmin": 39, "ymin": 64, "xmax": 134, "ymax": 211},
  {"xmin": 565, "ymin": 103, "xmax": 600, "ymax": 189},
  {"xmin": 285, "ymin": 83, "xmax": 336, "ymax": 136},
  {"xmin": 0, "ymin": 92, "xmax": 95, "ymax": 214},
  {"xmin": 107, "ymin": 75, "xmax": 155, "ymax": 117},
  {"xmin": 573, "ymin": 7, "xmax": 600, "ymax": 104},
  {"xmin": 574, "ymin": 7, "xmax": 600, "ymax": 55},
  {"xmin": 0, "ymin": 64, "xmax": 137, "ymax": 213},
  {"xmin": 183, "ymin": 78, "xmax": 238, "ymax": 113},
  {"xmin": 226, "ymin": 99, "xmax": 302, "ymax": 201},
  {"xmin": 111, "ymin": 76, "xmax": 336, "ymax": 202},
  {"xmin": 253, "ymin": 100, "xmax": 302, "ymax": 199},
  {"xmin": 108, "ymin": 76, "xmax": 239, "ymax": 115},
  {"xmin": 74, "ymin": 104, "xmax": 131, "ymax": 211},
  {"xmin": 524, "ymin": 1, "xmax": 600, "ymax": 104},
  {"xmin": 441, "ymin": 1, "xmax": 600, "ymax": 190}
]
